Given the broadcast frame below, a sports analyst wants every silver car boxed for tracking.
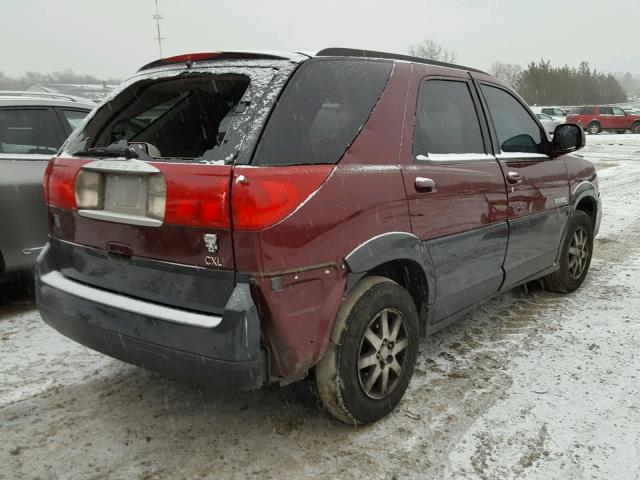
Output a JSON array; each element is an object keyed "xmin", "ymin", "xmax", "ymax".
[
  {"xmin": 536, "ymin": 112, "xmax": 563, "ymax": 137},
  {"xmin": 0, "ymin": 92, "xmax": 93, "ymax": 277}
]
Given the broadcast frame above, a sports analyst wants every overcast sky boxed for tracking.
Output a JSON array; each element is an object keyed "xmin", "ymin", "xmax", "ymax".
[{"xmin": 2, "ymin": 0, "xmax": 639, "ymax": 79}]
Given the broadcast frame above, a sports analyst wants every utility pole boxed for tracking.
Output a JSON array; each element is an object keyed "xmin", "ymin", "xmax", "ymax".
[{"xmin": 153, "ymin": 0, "xmax": 165, "ymax": 58}]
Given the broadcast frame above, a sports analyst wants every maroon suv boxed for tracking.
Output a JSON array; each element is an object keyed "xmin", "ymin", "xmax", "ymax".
[
  {"xmin": 37, "ymin": 49, "xmax": 601, "ymax": 424},
  {"xmin": 567, "ymin": 105, "xmax": 640, "ymax": 134}
]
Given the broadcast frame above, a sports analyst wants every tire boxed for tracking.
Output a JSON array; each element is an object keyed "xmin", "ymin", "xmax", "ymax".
[
  {"xmin": 586, "ymin": 122, "xmax": 601, "ymax": 135},
  {"xmin": 315, "ymin": 276, "xmax": 420, "ymax": 424},
  {"xmin": 632, "ymin": 122, "xmax": 640, "ymax": 134},
  {"xmin": 543, "ymin": 210, "xmax": 593, "ymax": 293}
]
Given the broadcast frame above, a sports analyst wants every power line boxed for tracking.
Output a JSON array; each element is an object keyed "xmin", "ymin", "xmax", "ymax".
[{"xmin": 153, "ymin": 0, "xmax": 165, "ymax": 58}]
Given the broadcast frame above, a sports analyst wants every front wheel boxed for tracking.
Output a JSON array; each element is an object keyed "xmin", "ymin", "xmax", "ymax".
[
  {"xmin": 315, "ymin": 276, "xmax": 419, "ymax": 424},
  {"xmin": 543, "ymin": 210, "xmax": 593, "ymax": 293},
  {"xmin": 632, "ymin": 122, "xmax": 640, "ymax": 134}
]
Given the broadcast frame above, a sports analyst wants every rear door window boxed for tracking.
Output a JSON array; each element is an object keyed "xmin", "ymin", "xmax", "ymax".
[
  {"xmin": 600, "ymin": 107, "xmax": 613, "ymax": 115},
  {"xmin": 60, "ymin": 109, "xmax": 89, "ymax": 131},
  {"xmin": 480, "ymin": 84, "xmax": 544, "ymax": 155},
  {"xmin": 413, "ymin": 79, "xmax": 485, "ymax": 156},
  {"xmin": 0, "ymin": 108, "xmax": 60, "ymax": 155},
  {"xmin": 253, "ymin": 58, "xmax": 392, "ymax": 166}
]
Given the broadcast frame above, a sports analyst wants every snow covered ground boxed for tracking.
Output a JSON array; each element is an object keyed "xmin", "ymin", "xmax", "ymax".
[{"xmin": 2, "ymin": 134, "xmax": 640, "ymax": 480}]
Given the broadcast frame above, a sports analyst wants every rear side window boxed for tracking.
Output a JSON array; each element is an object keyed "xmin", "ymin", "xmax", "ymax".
[
  {"xmin": 413, "ymin": 80, "xmax": 485, "ymax": 155},
  {"xmin": 0, "ymin": 109, "xmax": 59, "ymax": 155},
  {"xmin": 61, "ymin": 109, "xmax": 89, "ymax": 130},
  {"xmin": 542, "ymin": 108, "xmax": 565, "ymax": 116},
  {"xmin": 253, "ymin": 59, "xmax": 392, "ymax": 166},
  {"xmin": 481, "ymin": 84, "xmax": 544, "ymax": 154}
]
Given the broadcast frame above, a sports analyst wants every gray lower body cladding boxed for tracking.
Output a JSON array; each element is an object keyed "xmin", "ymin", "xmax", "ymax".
[{"xmin": 36, "ymin": 243, "xmax": 265, "ymax": 391}]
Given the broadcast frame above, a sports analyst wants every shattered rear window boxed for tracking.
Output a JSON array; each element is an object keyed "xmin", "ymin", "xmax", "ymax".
[{"xmin": 65, "ymin": 73, "xmax": 252, "ymax": 162}]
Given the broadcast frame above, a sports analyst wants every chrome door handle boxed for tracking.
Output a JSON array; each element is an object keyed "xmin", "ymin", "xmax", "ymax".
[
  {"xmin": 415, "ymin": 177, "xmax": 436, "ymax": 192},
  {"xmin": 506, "ymin": 171, "xmax": 522, "ymax": 184}
]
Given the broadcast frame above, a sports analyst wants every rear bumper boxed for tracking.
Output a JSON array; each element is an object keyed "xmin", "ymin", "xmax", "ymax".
[{"xmin": 36, "ymin": 244, "xmax": 266, "ymax": 391}]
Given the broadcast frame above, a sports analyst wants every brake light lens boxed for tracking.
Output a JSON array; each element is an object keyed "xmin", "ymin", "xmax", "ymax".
[
  {"xmin": 158, "ymin": 164, "xmax": 231, "ymax": 228},
  {"xmin": 47, "ymin": 159, "xmax": 86, "ymax": 209},
  {"xmin": 164, "ymin": 52, "xmax": 221, "ymax": 63},
  {"xmin": 232, "ymin": 165, "xmax": 334, "ymax": 231}
]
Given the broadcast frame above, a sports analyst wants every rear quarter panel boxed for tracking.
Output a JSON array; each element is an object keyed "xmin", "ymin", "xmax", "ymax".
[{"xmin": 235, "ymin": 62, "xmax": 413, "ymax": 380}]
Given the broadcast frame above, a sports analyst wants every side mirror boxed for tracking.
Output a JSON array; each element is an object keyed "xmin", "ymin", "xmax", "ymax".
[{"xmin": 551, "ymin": 124, "xmax": 585, "ymax": 157}]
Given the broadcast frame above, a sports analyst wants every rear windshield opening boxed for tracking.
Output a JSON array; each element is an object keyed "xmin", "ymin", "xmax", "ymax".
[{"xmin": 69, "ymin": 73, "xmax": 250, "ymax": 161}]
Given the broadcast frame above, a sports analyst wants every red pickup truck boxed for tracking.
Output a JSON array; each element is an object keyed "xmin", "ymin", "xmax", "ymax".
[{"xmin": 567, "ymin": 105, "xmax": 640, "ymax": 134}]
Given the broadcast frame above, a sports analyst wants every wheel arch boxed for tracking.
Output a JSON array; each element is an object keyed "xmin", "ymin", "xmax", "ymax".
[
  {"xmin": 343, "ymin": 232, "xmax": 435, "ymax": 332},
  {"xmin": 572, "ymin": 182, "xmax": 599, "ymax": 230}
]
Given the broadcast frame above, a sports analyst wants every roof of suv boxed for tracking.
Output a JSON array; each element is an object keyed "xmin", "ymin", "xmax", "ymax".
[
  {"xmin": 136, "ymin": 48, "xmax": 488, "ymax": 75},
  {"xmin": 0, "ymin": 91, "xmax": 96, "ymax": 109}
]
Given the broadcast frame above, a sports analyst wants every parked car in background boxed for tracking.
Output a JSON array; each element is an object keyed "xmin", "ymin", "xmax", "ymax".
[
  {"xmin": 536, "ymin": 112, "xmax": 563, "ymax": 137},
  {"xmin": 36, "ymin": 49, "xmax": 599, "ymax": 424},
  {"xmin": 0, "ymin": 92, "xmax": 93, "ymax": 278},
  {"xmin": 567, "ymin": 105, "xmax": 640, "ymax": 134},
  {"xmin": 532, "ymin": 106, "xmax": 568, "ymax": 122}
]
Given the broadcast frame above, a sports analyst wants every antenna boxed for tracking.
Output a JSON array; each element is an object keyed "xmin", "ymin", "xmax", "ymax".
[{"xmin": 153, "ymin": 0, "xmax": 165, "ymax": 58}]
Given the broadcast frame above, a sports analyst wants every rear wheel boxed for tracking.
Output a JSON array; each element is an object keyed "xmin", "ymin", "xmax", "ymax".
[
  {"xmin": 587, "ymin": 122, "xmax": 601, "ymax": 135},
  {"xmin": 315, "ymin": 276, "xmax": 419, "ymax": 424},
  {"xmin": 632, "ymin": 122, "xmax": 640, "ymax": 134},
  {"xmin": 543, "ymin": 210, "xmax": 593, "ymax": 293}
]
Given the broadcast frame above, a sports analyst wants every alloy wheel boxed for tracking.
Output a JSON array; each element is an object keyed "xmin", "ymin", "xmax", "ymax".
[
  {"xmin": 568, "ymin": 226, "xmax": 589, "ymax": 280},
  {"xmin": 357, "ymin": 308, "xmax": 409, "ymax": 399}
]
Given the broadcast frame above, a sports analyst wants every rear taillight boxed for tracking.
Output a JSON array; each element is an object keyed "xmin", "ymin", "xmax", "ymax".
[
  {"xmin": 47, "ymin": 159, "xmax": 85, "ymax": 210},
  {"xmin": 158, "ymin": 164, "xmax": 231, "ymax": 228},
  {"xmin": 231, "ymin": 165, "xmax": 334, "ymax": 231}
]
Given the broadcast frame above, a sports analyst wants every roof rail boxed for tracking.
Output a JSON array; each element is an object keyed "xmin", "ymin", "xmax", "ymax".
[
  {"xmin": 0, "ymin": 90, "xmax": 84, "ymax": 102},
  {"xmin": 137, "ymin": 51, "xmax": 295, "ymax": 72},
  {"xmin": 316, "ymin": 48, "xmax": 488, "ymax": 74}
]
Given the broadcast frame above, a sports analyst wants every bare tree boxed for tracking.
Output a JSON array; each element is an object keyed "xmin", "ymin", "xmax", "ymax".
[
  {"xmin": 489, "ymin": 62, "xmax": 523, "ymax": 88},
  {"xmin": 408, "ymin": 39, "xmax": 458, "ymax": 63}
]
